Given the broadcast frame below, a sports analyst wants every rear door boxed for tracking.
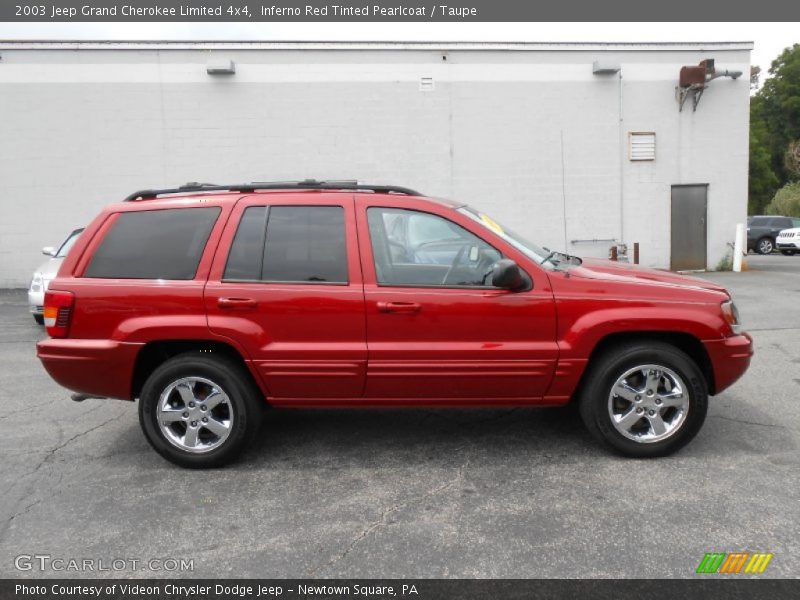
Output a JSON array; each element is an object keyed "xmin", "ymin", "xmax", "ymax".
[
  {"xmin": 205, "ymin": 194, "xmax": 366, "ymax": 400},
  {"xmin": 770, "ymin": 217, "xmax": 793, "ymax": 236}
]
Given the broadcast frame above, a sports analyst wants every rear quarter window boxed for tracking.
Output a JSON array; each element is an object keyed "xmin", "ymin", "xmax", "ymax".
[{"xmin": 84, "ymin": 207, "xmax": 221, "ymax": 280}]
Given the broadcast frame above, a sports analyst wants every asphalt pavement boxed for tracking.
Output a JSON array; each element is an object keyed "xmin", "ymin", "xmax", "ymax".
[{"xmin": 0, "ymin": 254, "xmax": 798, "ymax": 579}]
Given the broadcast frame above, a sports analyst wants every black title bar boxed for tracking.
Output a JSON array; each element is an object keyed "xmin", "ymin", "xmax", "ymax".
[
  {"xmin": 2, "ymin": 0, "xmax": 800, "ymax": 22},
  {"xmin": 3, "ymin": 579, "xmax": 800, "ymax": 600}
]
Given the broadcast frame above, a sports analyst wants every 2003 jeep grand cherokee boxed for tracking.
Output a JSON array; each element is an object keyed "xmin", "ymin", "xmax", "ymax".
[{"xmin": 37, "ymin": 180, "xmax": 753, "ymax": 468}]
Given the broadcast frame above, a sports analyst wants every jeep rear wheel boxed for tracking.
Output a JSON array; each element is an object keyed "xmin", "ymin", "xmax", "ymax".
[
  {"xmin": 578, "ymin": 341, "xmax": 708, "ymax": 457},
  {"xmin": 138, "ymin": 353, "xmax": 263, "ymax": 468}
]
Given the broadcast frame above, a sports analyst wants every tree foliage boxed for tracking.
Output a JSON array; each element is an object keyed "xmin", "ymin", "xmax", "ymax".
[
  {"xmin": 765, "ymin": 181, "xmax": 800, "ymax": 217},
  {"xmin": 749, "ymin": 117, "xmax": 779, "ymax": 214},
  {"xmin": 785, "ymin": 140, "xmax": 800, "ymax": 178},
  {"xmin": 749, "ymin": 44, "xmax": 800, "ymax": 214}
]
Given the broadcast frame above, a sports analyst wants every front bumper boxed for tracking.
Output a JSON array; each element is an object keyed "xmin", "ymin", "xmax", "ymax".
[
  {"xmin": 37, "ymin": 339, "xmax": 143, "ymax": 400},
  {"xmin": 703, "ymin": 333, "xmax": 754, "ymax": 395},
  {"xmin": 776, "ymin": 240, "xmax": 800, "ymax": 250}
]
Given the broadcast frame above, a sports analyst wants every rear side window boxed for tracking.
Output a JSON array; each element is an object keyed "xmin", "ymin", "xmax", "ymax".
[
  {"xmin": 750, "ymin": 217, "xmax": 769, "ymax": 226},
  {"xmin": 84, "ymin": 208, "xmax": 220, "ymax": 280},
  {"xmin": 224, "ymin": 206, "xmax": 347, "ymax": 284}
]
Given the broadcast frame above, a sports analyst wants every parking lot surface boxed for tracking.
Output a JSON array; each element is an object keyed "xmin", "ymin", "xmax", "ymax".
[{"xmin": 1, "ymin": 254, "xmax": 798, "ymax": 578}]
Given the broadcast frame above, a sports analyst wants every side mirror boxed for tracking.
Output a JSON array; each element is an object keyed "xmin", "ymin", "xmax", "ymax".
[
  {"xmin": 491, "ymin": 259, "xmax": 532, "ymax": 292},
  {"xmin": 42, "ymin": 246, "xmax": 55, "ymax": 257}
]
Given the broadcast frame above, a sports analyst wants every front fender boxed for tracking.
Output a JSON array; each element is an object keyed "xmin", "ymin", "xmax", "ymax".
[
  {"xmin": 557, "ymin": 302, "xmax": 726, "ymax": 359},
  {"xmin": 541, "ymin": 301, "xmax": 727, "ymax": 403}
]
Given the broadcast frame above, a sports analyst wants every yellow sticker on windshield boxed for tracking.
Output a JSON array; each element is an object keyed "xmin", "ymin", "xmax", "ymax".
[{"xmin": 479, "ymin": 213, "xmax": 504, "ymax": 235}]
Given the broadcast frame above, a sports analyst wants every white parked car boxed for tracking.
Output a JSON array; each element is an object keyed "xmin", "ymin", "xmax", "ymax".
[
  {"xmin": 28, "ymin": 228, "xmax": 83, "ymax": 324},
  {"xmin": 776, "ymin": 226, "xmax": 800, "ymax": 256}
]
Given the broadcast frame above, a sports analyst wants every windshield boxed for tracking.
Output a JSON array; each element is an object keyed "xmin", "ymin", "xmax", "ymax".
[
  {"xmin": 56, "ymin": 229, "xmax": 83, "ymax": 258},
  {"xmin": 458, "ymin": 207, "xmax": 562, "ymax": 268}
]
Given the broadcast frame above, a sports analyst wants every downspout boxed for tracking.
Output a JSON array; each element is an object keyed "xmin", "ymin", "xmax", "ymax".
[
  {"xmin": 560, "ymin": 129, "xmax": 568, "ymax": 251},
  {"xmin": 618, "ymin": 69, "xmax": 624, "ymax": 246}
]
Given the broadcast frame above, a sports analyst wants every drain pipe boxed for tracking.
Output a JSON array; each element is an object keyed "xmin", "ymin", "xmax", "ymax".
[{"xmin": 618, "ymin": 69, "xmax": 624, "ymax": 248}]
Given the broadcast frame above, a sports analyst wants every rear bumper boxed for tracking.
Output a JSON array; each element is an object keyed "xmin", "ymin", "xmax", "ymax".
[
  {"xmin": 703, "ymin": 333, "xmax": 753, "ymax": 395},
  {"xmin": 37, "ymin": 339, "xmax": 143, "ymax": 400}
]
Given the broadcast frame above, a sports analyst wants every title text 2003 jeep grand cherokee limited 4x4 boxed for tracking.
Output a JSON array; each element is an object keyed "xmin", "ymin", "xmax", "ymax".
[{"xmin": 37, "ymin": 181, "xmax": 753, "ymax": 468}]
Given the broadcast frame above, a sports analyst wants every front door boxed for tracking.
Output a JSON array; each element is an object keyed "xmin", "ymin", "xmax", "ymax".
[
  {"xmin": 356, "ymin": 199, "xmax": 558, "ymax": 402},
  {"xmin": 671, "ymin": 184, "xmax": 708, "ymax": 271},
  {"xmin": 205, "ymin": 194, "xmax": 366, "ymax": 399}
]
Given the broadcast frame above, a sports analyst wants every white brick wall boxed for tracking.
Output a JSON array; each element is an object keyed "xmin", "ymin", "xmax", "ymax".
[{"xmin": 0, "ymin": 43, "xmax": 751, "ymax": 286}]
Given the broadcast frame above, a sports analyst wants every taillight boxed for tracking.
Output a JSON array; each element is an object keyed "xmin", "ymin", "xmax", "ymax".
[{"xmin": 43, "ymin": 290, "xmax": 74, "ymax": 338}]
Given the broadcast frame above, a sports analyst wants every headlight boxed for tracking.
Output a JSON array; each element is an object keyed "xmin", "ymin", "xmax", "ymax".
[
  {"xmin": 721, "ymin": 300, "xmax": 742, "ymax": 335},
  {"xmin": 30, "ymin": 272, "xmax": 43, "ymax": 292}
]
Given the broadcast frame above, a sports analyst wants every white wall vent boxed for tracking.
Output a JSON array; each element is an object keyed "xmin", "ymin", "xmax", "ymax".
[
  {"xmin": 207, "ymin": 59, "xmax": 236, "ymax": 75},
  {"xmin": 629, "ymin": 132, "xmax": 656, "ymax": 161},
  {"xmin": 419, "ymin": 77, "xmax": 435, "ymax": 92}
]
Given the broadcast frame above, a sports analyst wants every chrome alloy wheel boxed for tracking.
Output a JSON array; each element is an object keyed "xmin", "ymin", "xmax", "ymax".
[
  {"xmin": 607, "ymin": 364, "xmax": 690, "ymax": 444},
  {"xmin": 157, "ymin": 377, "xmax": 233, "ymax": 454}
]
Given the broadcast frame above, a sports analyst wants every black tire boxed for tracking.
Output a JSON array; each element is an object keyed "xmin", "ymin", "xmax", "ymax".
[
  {"xmin": 780, "ymin": 249, "xmax": 796, "ymax": 256},
  {"xmin": 578, "ymin": 341, "xmax": 708, "ymax": 458},
  {"xmin": 33, "ymin": 314, "xmax": 44, "ymax": 325},
  {"xmin": 756, "ymin": 237, "xmax": 774, "ymax": 255},
  {"xmin": 138, "ymin": 353, "xmax": 264, "ymax": 468}
]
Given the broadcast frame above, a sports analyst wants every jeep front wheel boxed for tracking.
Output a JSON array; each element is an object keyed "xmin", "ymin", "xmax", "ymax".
[
  {"xmin": 578, "ymin": 342, "xmax": 708, "ymax": 457},
  {"xmin": 138, "ymin": 353, "xmax": 263, "ymax": 468}
]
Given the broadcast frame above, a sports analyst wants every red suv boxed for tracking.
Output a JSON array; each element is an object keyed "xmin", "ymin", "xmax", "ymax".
[{"xmin": 37, "ymin": 181, "xmax": 753, "ymax": 467}]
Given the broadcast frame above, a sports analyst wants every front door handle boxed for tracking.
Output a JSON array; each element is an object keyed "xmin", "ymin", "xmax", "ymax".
[
  {"xmin": 218, "ymin": 297, "xmax": 258, "ymax": 310},
  {"xmin": 377, "ymin": 301, "xmax": 421, "ymax": 314}
]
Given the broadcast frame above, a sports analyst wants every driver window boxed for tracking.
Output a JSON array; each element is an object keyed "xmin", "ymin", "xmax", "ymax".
[{"xmin": 367, "ymin": 207, "xmax": 502, "ymax": 287}]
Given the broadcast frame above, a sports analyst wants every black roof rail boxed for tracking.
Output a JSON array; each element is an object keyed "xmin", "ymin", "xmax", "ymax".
[{"xmin": 123, "ymin": 179, "xmax": 423, "ymax": 202}]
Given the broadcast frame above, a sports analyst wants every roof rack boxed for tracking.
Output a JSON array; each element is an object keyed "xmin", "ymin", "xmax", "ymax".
[{"xmin": 123, "ymin": 179, "xmax": 422, "ymax": 202}]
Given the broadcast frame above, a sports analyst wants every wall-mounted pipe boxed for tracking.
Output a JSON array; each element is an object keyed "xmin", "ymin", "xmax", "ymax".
[
  {"xmin": 707, "ymin": 69, "xmax": 743, "ymax": 81},
  {"xmin": 571, "ymin": 238, "xmax": 617, "ymax": 244}
]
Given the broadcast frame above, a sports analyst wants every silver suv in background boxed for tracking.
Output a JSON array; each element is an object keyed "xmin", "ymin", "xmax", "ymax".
[{"xmin": 28, "ymin": 228, "xmax": 83, "ymax": 324}]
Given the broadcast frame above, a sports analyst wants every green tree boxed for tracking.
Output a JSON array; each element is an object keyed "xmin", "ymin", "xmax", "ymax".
[
  {"xmin": 749, "ymin": 116, "xmax": 779, "ymax": 214},
  {"xmin": 754, "ymin": 44, "xmax": 800, "ymax": 182},
  {"xmin": 765, "ymin": 181, "xmax": 800, "ymax": 217},
  {"xmin": 785, "ymin": 140, "xmax": 800, "ymax": 178}
]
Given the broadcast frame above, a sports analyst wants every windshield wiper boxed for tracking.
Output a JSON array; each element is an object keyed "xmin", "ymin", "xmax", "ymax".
[
  {"xmin": 541, "ymin": 251, "xmax": 561, "ymax": 266},
  {"xmin": 541, "ymin": 250, "xmax": 582, "ymax": 269}
]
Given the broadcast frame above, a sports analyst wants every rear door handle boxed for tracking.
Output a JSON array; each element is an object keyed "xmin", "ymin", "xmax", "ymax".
[
  {"xmin": 218, "ymin": 297, "xmax": 258, "ymax": 310},
  {"xmin": 377, "ymin": 301, "xmax": 421, "ymax": 314}
]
